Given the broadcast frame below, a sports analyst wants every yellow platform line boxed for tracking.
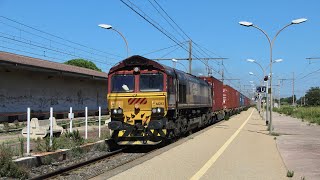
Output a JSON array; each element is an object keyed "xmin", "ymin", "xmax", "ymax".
[{"xmin": 190, "ymin": 109, "xmax": 254, "ymax": 180}]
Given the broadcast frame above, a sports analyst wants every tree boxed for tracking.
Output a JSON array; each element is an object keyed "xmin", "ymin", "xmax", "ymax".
[
  {"xmin": 64, "ymin": 59, "xmax": 102, "ymax": 72},
  {"xmin": 305, "ymin": 87, "xmax": 320, "ymax": 106}
]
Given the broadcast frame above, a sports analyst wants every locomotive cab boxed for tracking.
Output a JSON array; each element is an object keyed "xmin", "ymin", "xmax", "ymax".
[{"xmin": 107, "ymin": 56, "xmax": 169, "ymax": 145}]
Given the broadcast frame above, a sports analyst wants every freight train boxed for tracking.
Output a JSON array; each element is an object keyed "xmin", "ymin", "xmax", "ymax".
[{"xmin": 107, "ymin": 55, "xmax": 251, "ymax": 145}]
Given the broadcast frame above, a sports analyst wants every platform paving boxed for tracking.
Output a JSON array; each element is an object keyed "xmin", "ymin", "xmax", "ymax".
[
  {"xmin": 272, "ymin": 112, "xmax": 320, "ymax": 180},
  {"xmin": 93, "ymin": 108, "xmax": 288, "ymax": 180}
]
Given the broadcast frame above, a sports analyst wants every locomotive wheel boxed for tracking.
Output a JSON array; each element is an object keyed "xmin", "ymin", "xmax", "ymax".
[{"xmin": 174, "ymin": 123, "xmax": 181, "ymax": 137}]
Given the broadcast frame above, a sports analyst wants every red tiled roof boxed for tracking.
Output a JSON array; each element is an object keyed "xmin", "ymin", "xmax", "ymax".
[{"xmin": 0, "ymin": 51, "xmax": 108, "ymax": 78}]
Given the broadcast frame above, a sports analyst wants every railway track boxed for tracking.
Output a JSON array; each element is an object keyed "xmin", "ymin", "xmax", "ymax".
[
  {"xmin": 29, "ymin": 143, "xmax": 159, "ymax": 180},
  {"xmin": 28, "ymin": 120, "xmax": 226, "ymax": 180},
  {"xmin": 30, "ymin": 147, "xmax": 124, "ymax": 180}
]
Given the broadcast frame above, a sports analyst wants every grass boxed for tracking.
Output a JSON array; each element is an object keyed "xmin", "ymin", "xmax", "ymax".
[
  {"xmin": 0, "ymin": 144, "xmax": 29, "ymax": 179},
  {"xmin": 287, "ymin": 170, "xmax": 294, "ymax": 178},
  {"xmin": 273, "ymin": 106, "xmax": 320, "ymax": 125}
]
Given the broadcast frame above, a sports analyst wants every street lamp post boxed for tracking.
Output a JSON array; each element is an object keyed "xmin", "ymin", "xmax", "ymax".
[
  {"xmin": 247, "ymin": 58, "xmax": 283, "ymax": 124},
  {"xmin": 249, "ymin": 72, "xmax": 263, "ymax": 114},
  {"xmin": 98, "ymin": 24, "xmax": 129, "ymax": 57},
  {"xmin": 240, "ymin": 18, "xmax": 307, "ymax": 133}
]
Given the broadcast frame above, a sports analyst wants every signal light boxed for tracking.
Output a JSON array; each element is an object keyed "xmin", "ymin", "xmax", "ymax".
[{"xmin": 264, "ymin": 76, "xmax": 268, "ymax": 81}]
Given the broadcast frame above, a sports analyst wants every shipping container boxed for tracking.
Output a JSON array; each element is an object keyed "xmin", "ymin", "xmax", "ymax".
[
  {"xmin": 223, "ymin": 85, "xmax": 241, "ymax": 109},
  {"xmin": 199, "ymin": 76, "xmax": 223, "ymax": 111}
]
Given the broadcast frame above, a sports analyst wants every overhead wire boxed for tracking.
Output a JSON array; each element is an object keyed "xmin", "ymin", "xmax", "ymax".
[
  {"xmin": 121, "ymin": 0, "xmax": 234, "ymax": 83},
  {"xmin": 141, "ymin": 41, "xmax": 187, "ymax": 56},
  {"xmin": 147, "ymin": 0, "xmax": 188, "ymax": 42},
  {"xmin": 0, "ymin": 16, "xmax": 122, "ymax": 59},
  {"xmin": 0, "ymin": 34, "xmax": 114, "ymax": 66}
]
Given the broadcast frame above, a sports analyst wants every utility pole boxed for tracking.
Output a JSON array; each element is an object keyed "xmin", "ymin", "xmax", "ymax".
[
  {"xmin": 189, "ymin": 40, "xmax": 192, "ymax": 74},
  {"xmin": 221, "ymin": 59, "xmax": 225, "ymax": 84},
  {"xmin": 292, "ymin": 72, "xmax": 295, "ymax": 106},
  {"xmin": 153, "ymin": 40, "xmax": 227, "ymax": 75},
  {"xmin": 278, "ymin": 79, "xmax": 281, "ymax": 108}
]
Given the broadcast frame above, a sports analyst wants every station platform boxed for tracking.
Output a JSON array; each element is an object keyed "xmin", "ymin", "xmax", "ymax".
[{"xmin": 93, "ymin": 108, "xmax": 289, "ymax": 180}]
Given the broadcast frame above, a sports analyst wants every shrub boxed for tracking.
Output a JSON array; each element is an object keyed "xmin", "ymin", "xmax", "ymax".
[
  {"xmin": 0, "ymin": 144, "xmax": 29, "ymax": 179},
  {"xmin": 14, "ymin": 120, "xmax": 20, "ymax": 129},
  {"xmin": 64, "ymin": 130, "xmax": 84, "ymax": 146},
  {"xmin": 36, "ymin": 137, "xmax": 58, "ymax": 152},
  {"xmin": 3, "ymin": 122, "xmax": 9, "ymax": 131},
  {"xmin": 287, "ymin": 170, "xmax": 294, "ymax": 177},
  {"xmin": 18, "ymin": 137, "xmax": 25, "ymax": 157}
]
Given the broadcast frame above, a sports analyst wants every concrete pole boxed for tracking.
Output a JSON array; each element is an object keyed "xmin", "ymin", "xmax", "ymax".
[
  {"xmin": 50, "ymin": 107, "xmax": 53, "ymax": 147},
  {"xmin": 85, "ymin": 107, "xmax": 88, "ymax": 139},
  {"xmin": 266, "ymin": 81, "xmax": 269, "ymax": 125},
  {"xmin": 99, "ymin": 106, "xmax": 101, "ymax": 138},
  {"xmin": 27, "ymin": 107, "xmax": 30, "ymax": 155},
  {"xmin": 188, "ymin": 40, "xmax": 192, "ymax": 74},
  {"xmin": 69, "ymin": 107, "xmax": 73, "ymax": 133},
  {"xmin": 278, "ymin": 80, "xmax": 281, "ymax": 108},
  {"xmin": 292, "ymin": 72, "xmax": 295, "ymax": 106}
]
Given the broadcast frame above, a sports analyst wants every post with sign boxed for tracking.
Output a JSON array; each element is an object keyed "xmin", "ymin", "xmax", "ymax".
[
  {"xmin": 85, "ymin": 107, "xmax": 88, "ymax": 139},
  {"xmin": 69, "ymin": 107, "xmax": 74, "ymax": 133},
  {"xmin": 50, "ymin": 107, "xmax": 53, "ymax": 147},
  {"xmin": 99, "ymin": 106, "xmax": 101, "ymax": 138}
]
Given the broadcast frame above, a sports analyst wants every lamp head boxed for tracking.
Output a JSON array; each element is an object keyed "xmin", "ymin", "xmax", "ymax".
[
  {"xmin": 291, "ymin": 18, "xmax": 307, "ymax": 24},
  {"xmin": 249, "ymin": 72, "xmax": 254, "ymax": 75},
  {"xmin": 98, "ymin": 24, "xmax": 113, "ymax": 29},
  {"xmin": 239, "ymin": 21, "xmax": 253, "ymax": 27},
  {"xmin": 172, "ymin": 59, "xmax": 178, "ymax": 62},
  {"xmin": 247, "ymin": 59, "xmax": 255, "ymax": 62},
  {"xmin": 274, "ymin": 59, "xmax": 283, "ymax": 63}
]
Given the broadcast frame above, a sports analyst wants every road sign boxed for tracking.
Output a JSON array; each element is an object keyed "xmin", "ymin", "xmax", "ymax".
[{"xmin": 256, "ymin": 86, "xmax": 266, "ymax": 93}]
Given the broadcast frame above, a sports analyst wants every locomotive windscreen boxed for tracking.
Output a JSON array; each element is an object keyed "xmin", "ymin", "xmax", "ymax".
[
  {"xmin": 140, "ymin": 73, "xmax": 163, "ymax": 92},
  {"xmin": 111, "ymin": 74, "xmax": 134, "ymax": 92}
]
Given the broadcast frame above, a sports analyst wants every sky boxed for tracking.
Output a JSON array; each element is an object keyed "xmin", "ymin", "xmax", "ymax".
[{"xmin": 0, "ymin": 0, "xmax": 319, "ymax": 99}]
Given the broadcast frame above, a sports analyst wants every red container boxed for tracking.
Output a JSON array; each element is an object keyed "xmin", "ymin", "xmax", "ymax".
[
  {"xmin": 223, "ymin": 85, "xmax": 239, "ymax": 109},
  {"xmin": 199, "ymin": 76, "xmax": 223, "ymax": 111}
]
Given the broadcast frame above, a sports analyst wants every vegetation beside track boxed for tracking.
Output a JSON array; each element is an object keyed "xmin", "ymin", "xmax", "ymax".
[{"xmin": 273, "ymin": 106, "xmax": 320, "ymax": 125}]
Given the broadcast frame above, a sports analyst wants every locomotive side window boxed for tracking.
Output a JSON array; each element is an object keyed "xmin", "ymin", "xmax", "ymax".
[
  {"xmin": 179, "ymin": 83, "xmax": 187, "ymax": 103},
  {"xmin": 111, "ymin": 74, "xmax": 134, "ymax": 92},
  {"xmin": 140, "ymin": 73, "xmax": 163, "ymax": 92}
]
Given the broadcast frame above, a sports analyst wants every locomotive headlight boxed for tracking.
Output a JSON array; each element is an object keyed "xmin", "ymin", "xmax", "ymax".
[
  {"xmin": 113, "ymin": 109, "xmax": 118, "ymax": 114},
  {"xmin": 157, "ymin": 107, "xmax": 161, "ymax": 113},
  {"xmin": 117, "ymin": 108, "xmax": 123, "ymax": 114},
  {"xmin": 133, "ymin": 67, "xmax": 140, "ymax": 72},
  {"xmin": 152, "ymin": 108, "xmax": 157, "ymax": 113}
]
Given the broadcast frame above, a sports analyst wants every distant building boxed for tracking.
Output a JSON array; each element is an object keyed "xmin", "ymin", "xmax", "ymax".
[{"xmin": 0, "ymin": 51, "xmax": 108, "ymax": 122}]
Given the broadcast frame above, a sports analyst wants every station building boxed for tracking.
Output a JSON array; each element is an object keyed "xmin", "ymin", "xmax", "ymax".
[{"xmin": 0, "ymin": 51, "xmax": 108, "ymax": 122}]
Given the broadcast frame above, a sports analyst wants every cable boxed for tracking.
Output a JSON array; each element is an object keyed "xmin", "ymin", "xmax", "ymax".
[
  {"xmin": 0, "ymin": 35, "xmax": 115, "ymax": 67},
  {"xmin": 148, "ymin": 0, "xmax": 188, "ymax": 42},
  {"xmin": 141, "ymin": 41, "xmax": 187, "ymax": 56},
  {"xmin": 152, "ymin": 0, "xmax": 191, "ymax": 40},
  {"xmin": 0, "ymin": 16, "xmax": 122, "ymax": 58},
  {"xmin": 123, "ymin": 0, "xmax": 188, "ymax": 51}
]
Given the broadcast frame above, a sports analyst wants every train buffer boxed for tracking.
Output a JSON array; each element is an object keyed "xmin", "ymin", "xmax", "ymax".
[{"xmin": 21, "ymin": 117, "xmax": 64, "ymax": 139}]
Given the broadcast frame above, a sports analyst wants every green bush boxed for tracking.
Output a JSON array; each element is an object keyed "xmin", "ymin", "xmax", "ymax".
[
  {"xmin": 274, "ymin": 106, "xmax": 320, "ymax": 125},
  {"xmin": 18, "ymin": 137, "xmax": 25, "ymax": 157},
  {"xmin": 64, "ymin": 130, "xmax": 84, "ymax": 146},
  {"xmin": 287, "ymin": 170, "xmax": 294, "ymax": 177},
  {"xmin": 36, "ymin": 137, "xmax": 58, "ymax": 152},
  {"xmin": 0, "ymin": 144, "xmax": 29, "ymax": 179}
]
